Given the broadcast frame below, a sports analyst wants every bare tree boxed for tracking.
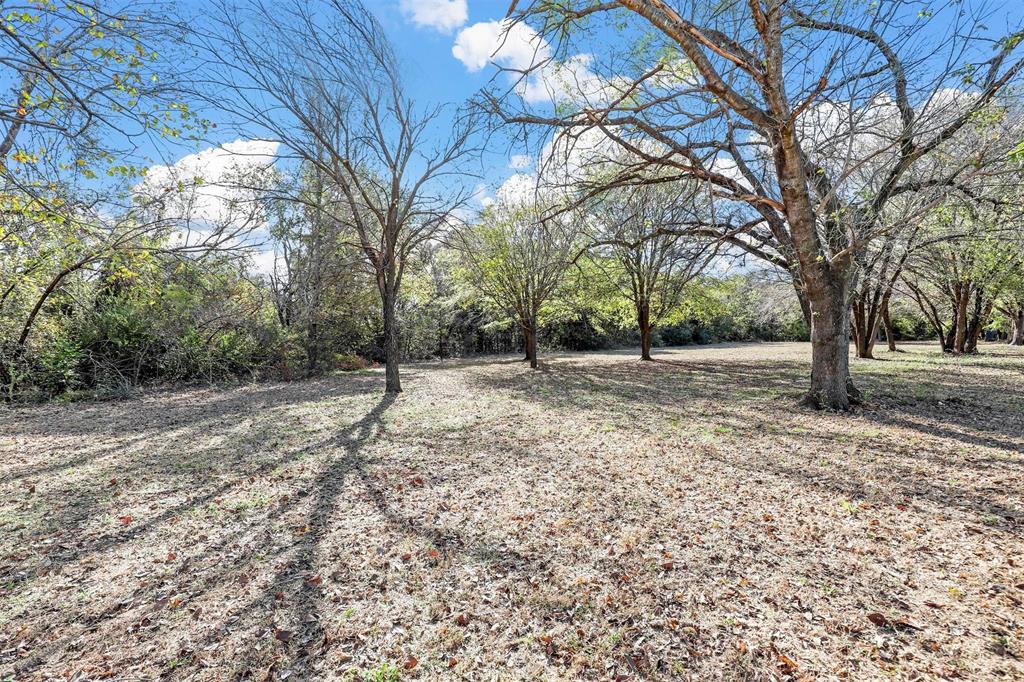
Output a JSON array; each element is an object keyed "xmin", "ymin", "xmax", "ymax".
[
  {"xmin": 197, "ymin": 0, "xmax": 479, "ymax": 393},
  {"xmin": 491, "ymin": 0, "xmax": 1024, "ymax": 409}
]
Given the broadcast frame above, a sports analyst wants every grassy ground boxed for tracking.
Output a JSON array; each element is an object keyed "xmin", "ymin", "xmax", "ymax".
[{"xmin": 1, "ymin": 342, "xmax": 1022, "ymax": 681}]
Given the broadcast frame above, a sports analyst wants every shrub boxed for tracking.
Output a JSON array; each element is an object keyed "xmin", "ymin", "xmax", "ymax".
[{"xmin": 332, "ymin": 352, "xmax": 371, "ymax": 371}]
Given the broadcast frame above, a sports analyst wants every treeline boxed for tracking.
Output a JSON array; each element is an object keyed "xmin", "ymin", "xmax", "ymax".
[{"xmin": 0, "ymin": 242, "xmax": 824, "ymax": 401}]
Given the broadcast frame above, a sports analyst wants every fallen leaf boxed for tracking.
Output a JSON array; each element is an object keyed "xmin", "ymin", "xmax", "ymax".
[
  {"xmin": 404, "ymin": 656, "xmax": 417, "ymax": 670},
  {"xmin": 455, "ymin": 613, "xmax": 469, "ymax": 626},
  {"xmin": 777, "ymin": 653, "xmax": 798, "ymax": 673},
  {"xmin": 305, "ymin": 575, "xmax": 322, "ymax": 587},
  {"xmin": 118, "ymin": 515, "xmax": 133, "ymax": 526},
  {"xmin": 867, "ymin": 612, "xmax": 888, "ymax": 627},
  {"xmin": 275, "ymin": 629, "xmax": 292, "ymax": 642}
]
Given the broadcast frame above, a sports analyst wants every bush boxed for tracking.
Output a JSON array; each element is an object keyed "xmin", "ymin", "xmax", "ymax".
[
  {"xmin": 332, "ymin": 352, "xmax": 371, "ymax": 371},
  {"xmin": 659, "ymin": 323, "xmax": 694, "ymax": 346}
]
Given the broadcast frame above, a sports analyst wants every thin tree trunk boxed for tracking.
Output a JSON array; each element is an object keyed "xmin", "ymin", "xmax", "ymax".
[
  {"xmin": 638, "ymin": 300, "xmax": 652, "ymax": 361},
  {"xmin": 522, "ymin": 320, "xmax": 534, "ymax": 363},
  {"xmin": 953, "ymin": 283, "xmax": 969, "ymax": 354},
  {"xmin": 1007, "ymin": 311, "xmax": 1024, "ymax": 348},
  {"xmin": 1009, "ymin": 311, "xmax": 1024, "ymax": 345},
  {"xmin": 851, "ymin": 300, "xmax": 875, "ymax": 359},
  {"xmin": 964, "ymin": 297, "xmax": 991, "ymax": 355},
  {"xmin": 881, "ymin": 299, "xmax": 897, "ymax": 352},
  {"xmin": 795, "ymin": 283, "xmax": 812, "ymax": 331},
  {"xmin": 19, "ymin": 255, "xmax": 95, "ymax": 347},
  {"xmin": 382, "ymin": 288, "xmax": 402, "ymax": 393}
]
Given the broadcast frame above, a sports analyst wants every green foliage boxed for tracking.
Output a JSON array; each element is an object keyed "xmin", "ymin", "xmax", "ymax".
[{"xmin": 680, "ymin": 276, "xmax": 809, "ymax": 343}]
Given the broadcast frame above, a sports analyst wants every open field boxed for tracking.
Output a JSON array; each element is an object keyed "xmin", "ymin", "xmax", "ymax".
[{"xmin": 2, "ymin": 342, "xmax": 1023, "ymax": 681}]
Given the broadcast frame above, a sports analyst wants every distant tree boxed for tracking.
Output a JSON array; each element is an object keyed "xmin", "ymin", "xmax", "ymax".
[
  {"xmin": 902, "ymin": 203, "xmax": 1024, "ymax": 353},
  {"xmin": 588, "ymin": 182, "xmax": 717, "ymax": 360},
  {"xmin": 200, "ymin": 0, "xmax": 479, "ymax": 393},
  {"xmin": 456, "ymin": 201, "xmax": 582, "ymax": 368},
  {"xmin": 997, "ymin": 277, "xmax": 1024, "ymax": 346},
  {"xmin": 264, "ymin": 164, "xmax": 378, "ymax": 376}
]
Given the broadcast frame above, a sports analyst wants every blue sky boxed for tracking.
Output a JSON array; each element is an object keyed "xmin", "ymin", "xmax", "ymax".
[
  {"xmin": 373, "ymin": 1, "xmax": 514, "ymax": 111},
  {"xmin": 146, "ymin": 0, "xmax": 1024, "ymax": 271},
  {"xmin": 152, "ymin": 0, "xmax": 554, "ymax": 215}
]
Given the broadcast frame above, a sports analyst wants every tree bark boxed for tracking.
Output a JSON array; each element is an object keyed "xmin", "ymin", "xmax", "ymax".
[
  {"xmin": 18, "ymin": 255, "xmax": 95, "ymax": 348},
  {"xmin": 525, "ymin": 317, "xmax": 539, "ymax": 369},
  {"xmin": 522, "ymin": 320, "xmax": 534, "ymax": 364},
  {"xmin": 804, "ymin": 278, "xmax": 855, "ymax": 410},
  {"xmin": 953, "ymin": 283, "xmax": 969, "ymax": 354},
  {"xmin": 382, "ymin": 288, "xmax": 402, "ymax": 393},
  {"xmin": 881, "ymin": 299, "xmax": 897, "ymax": 352},
  {"xmin": 851, "ymin": 301, "xmax": 875, "ymax": 359},
  {"xmin": 1010, "ymin": 310, "xmax": 1024, "ymax": 346},
  {"xmin": 638, "ymin": 300, "xmax": 653, "ymax": 361},
  {"xmin": 769, "ymin": 116, "xmax": 855, "ymax": 410},
  {"xmin": 964, "ymin": 296, "xmax": 991, "ymax": 355},
  {"xmin": 795, "ymin": 283, "xmax": 812, "ymax": 331}
]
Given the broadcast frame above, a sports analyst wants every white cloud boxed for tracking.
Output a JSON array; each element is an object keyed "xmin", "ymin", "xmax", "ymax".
[
  {"xmin": 136, "ymin": 139, "xmax": 279, "ymax": 250},
  {"xmin": 709, "ymin": 156, "xmax": 751, "ymax": 190},
  {"xmin": 452, "ymin": 20, "xmax": 617, "ymax": 106},
  {"xmin": 509, "ymin": 154, "xmax": 533, "ymax": 170},
  {"xmin": 139, "ymin": 139, "xmax": 279, "ymax": 223},
  {"xmin": 249, "ymin": 248, "xmax": 279, "ymax": 277},
  {"xmin": 495, "ymin": 173, "xmax": 538, "ymax": 206},
  {"xmin": 452, "ymin": 19, "xmax": 548, "ymax": 73},
  {"xmin": 400, "ymin": 0, "xmax": 467, "ymax": 34}
]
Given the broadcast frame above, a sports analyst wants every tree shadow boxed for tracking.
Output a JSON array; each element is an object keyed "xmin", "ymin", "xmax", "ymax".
[
  {"xmin": 5, "ymin": 392, "xmax": 397, "ymax": 680},
  {"xmin": 465, "ymin": 351, "xmax": 1023, "ymax": 530}
]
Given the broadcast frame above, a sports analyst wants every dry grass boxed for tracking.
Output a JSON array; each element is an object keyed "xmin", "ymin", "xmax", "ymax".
[{"xmin": 1, "ymin": 342, "xmax": 1022, "ymax": 681}]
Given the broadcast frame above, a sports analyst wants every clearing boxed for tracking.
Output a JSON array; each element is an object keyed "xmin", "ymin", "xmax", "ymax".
[{"xmin": 2, "ymin": 342, "xmax": 1023, "ymax": 680}]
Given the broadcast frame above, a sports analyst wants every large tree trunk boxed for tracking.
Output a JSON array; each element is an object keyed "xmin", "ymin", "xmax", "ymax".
[
  {"xmin": 382, "ymin": 288, "xmax": 402, "ymax": 394},
  {"xmin": 1010, "ymin": 310, "xmax": 1024, "ymax": 346},
  {"xmin": 804, "ymin": 278, "xmax": 855, "ymax": 410},
  {"xmin": 769, "ymin": 117, "xmax": 855, "ymax": 410},
  {"xmin": 522, "ymin": 320, "xmax": 534, "ymax": 363},
  {"xmin": 525, "ymin": 316, "xmax": 539, "ymax": 369},
  {"xmin": 881, "ymin": 298, "xmax": 897, "ymax": 352},
  {"xmin": 638, "ymin": 300, "xmax": 653, "ymax": 361}
]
